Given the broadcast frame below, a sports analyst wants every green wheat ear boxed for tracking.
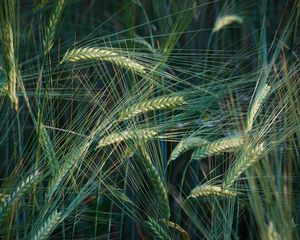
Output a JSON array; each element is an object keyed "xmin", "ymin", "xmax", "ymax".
[
  {"xmin": 223, "ymin": 142, "xmax": 265, "ymax": 188},
  {"xmin": 188, "ymin": 184, "xmax": 238, "ymax": 199},
  {"xmin": 3, "ymin": 22, "xmax": 18, "ymax": 111},
  {"xmin": 192, "ymin": 135, "xmax": 245, "ymax": 160},
  {"xmin": 30, "ymin": 209, "xmax": 62, "ymax": 240},
  {"xmin": 119, "ymin": 96, "xmax": 186, "ymax": 121},
  {"xmin": 213, "ymin": 15, "xmax": 243, "ymax": 32},
  {"xmin": 169, "ymin": 136, "xmax": 209, "ymax": 162},
  {"xmin": 61, "ymin": 47, "xmax": 146, "ymax": 75},
  {"xmin": 97, "ymin": 128, "xmax": 158, "ymax": 148},
  {"xmin": 145, "ymin": 217, "xmax": 171, "ymax": 240},
  {"xmin": 0, "ymin": 171, "xmax": 40, "ymax": 220},
  {"xmin": 43, "ymin": 0, "xmax": 66, "ymax": 54},
  {"xmin": 246, "ymin": 84, "xmax": 271, "ymax": 132},
  {"xmin": 138, "ymin": 147, "xmax": 170, "ymax": 220}
]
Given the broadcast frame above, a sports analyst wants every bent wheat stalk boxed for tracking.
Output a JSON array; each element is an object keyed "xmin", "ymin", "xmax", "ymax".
[
  {"xmin": 97, "ymin": 128, "xmax": 158, "ymax": 148},
  {"xmin": 188, "ymin": 184, "xmax": 237, "ymax": 199},
  {"xmin": 62, "ymin": 47, "xmax": 146, "ymax": 75},
  {"xmin": 223, "ymin": 143, "xmax": 265, "ymax": 188},
  {"xmin": 192, "ymin": 135, "xmax": 244, "ymax": 160},
  {"xmin": 119, "ymin": 96, "xmax": 186, "ymax": 121}
]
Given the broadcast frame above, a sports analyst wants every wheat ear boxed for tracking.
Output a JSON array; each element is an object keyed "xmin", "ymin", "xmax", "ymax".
[
  {"xmin": 30, "ymin": 209, "xmax": 61, "ymax": 240},
  {"xmin": 213, "ymin": 15, "xmax": 243, "ymax": 32},
  {"xmin": 119, "ymin": 96, "xmax": 186, "ymax": 121},
  {"xmin": 267, "ymin": 221, "xmax": 281, "ymax": 240},
  {"xmin": 160, "ymin": 220, "xmax": 190, "ymax": 240},
  {"xmin": 139, "ymin": 148, "xmax": 170, "ymax": 219},
  {"xmin": 47, "ymin": 141, "xmax": 90, "ymax": 198},
  {"xmin": 39, "ymin": 125, "xmax": 58, "ymax": 172},
  {"xmin": 145, "ymin": 217, "xmax": 171, "ymax": 240},
  {"xmin": 0, "ymin": 171, "xmax": 39, "ymax": 219},
  {"xmin": 223, "ymin": 143, "xmax": 265, "ymax": 188},
  {"xmin": 3, "ymin": 23, "xmax": 18, "ymax": 111},
  {"xmin": 169, "ymin": 137, "xmax": 209, "ymax": 161},
  {"xmin": 188, "ymin": 184, "xmax": 237, "ymax": 199},
  {"xmin": 0, "ymin": 194, "xmax": 8, "ymax": 202},
  {"xmin": 246, "ymin": 84, "xmax": 271, "ymax": 132},
  {"xmin": 192, "ymin": 135, "xmax": 244, "ymax": 160},
  {"xmin": 62, "ymin": 47, "xmax": 146, "ymax": 75},
  {"xmin": 43, "ymin": 0, "xmax": 66, "ymax": 54},
  {"xmin": 97, "ymin": 128, "xmax": 158, "ymax": 148}
]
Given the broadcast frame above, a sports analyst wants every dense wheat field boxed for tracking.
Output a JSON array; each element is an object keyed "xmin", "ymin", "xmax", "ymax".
[{"xmin": 0, "ymin": 0, "xmax": 299, "ymax": 239}]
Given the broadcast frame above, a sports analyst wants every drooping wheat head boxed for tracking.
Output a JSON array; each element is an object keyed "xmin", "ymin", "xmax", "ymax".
[
  {"xmin": 62, "ymin": 47, "xmax": 146, "ymax": 75},
  {"xmin": 119, "ymin": 96, "xmax": 186, "ymax": 121}
]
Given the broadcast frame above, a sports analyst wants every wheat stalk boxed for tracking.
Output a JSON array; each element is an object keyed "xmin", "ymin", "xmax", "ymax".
[
  {"xmin": 188, "ymin": 184, "xmax": 237, "ymax": 198},
  {"xmin": 139, "ymin": 147, "xmax": 170, "ymax": 219},
  {"xmin": 30, "ymin": 209, "xmax": 62, "ymax": 240},
  {"xmin": 213, "ymin": 15, "xmax": 243, "ymax": 32},
  {"xmin": 43, "ymin": 0, "xmax": 66, "ymax": 54},
  {"xmin": 223, "ymin": 143, "xmax": 265, "ymax": 188},
  {"xmin": 3, "ymin": 23, "xmax": 18, "ymax": 111},
  {"xmin": 192, "ymin": 135, "xmax": 244, "ymax": 160},
  {"xmin": 62, "ymin": 47, "xmax": 146, "ymax": 75},
  {"xmin": 160, "ymin": 219, "xmax": 190, "ymax": 240},
  {"xmin": 169, "ymin": 136, "xmax": 209, "ymax": 161},
  {"xmin": 0, "ymin": 171, "xmax": 39, "ymax": 219},
  {"xmin": 97, "ymin": 128, "xmax": 158, "ymax": 148},
  {"xmin": 246, "ymin": 84, "xmax": 271, "ymax": 132},
  {"xmin": 119, "ymin": 96, "xmax": 186, "ymax": 121},
  {"xmin": 145, "ymin": 217, "xmax": 171, "ymax": 240}
]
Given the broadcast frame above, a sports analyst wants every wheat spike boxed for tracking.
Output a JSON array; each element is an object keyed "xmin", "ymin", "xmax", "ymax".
[
  {"xmin": 170, "ymin": 137, "xmax": 209, "ymax": 161},
  {"xmin": 3, "ymin": 23, "xmax": 18, "ymax": 111},
  {"xmin": 119, "ymin": 96, "xmax": 186, "ymax": 121},
  {"xmin": 62, "ymin": 47, "xmax": 146, "ymax": 75},
  {"xmin": 189, "ymin": 184, "xmax": 237, "ymax": 198},
  {"xmin": 47, "ymin": 140, "xmax": 90, "ymax": 198},
  {"xmin": 139, "ymin": 148, "xmax": 170, "ymax": 219},
  {"xmin": 213, "ymin": 15, "xmax": 243, "ymax": 32},
  {"xmin": 160, "ymin": 220, "xmax": 190, "ymax": 240},
  {"xmin": 0, "ymin": 171, "xmax": 39, "ymax": 219},
  {"xmin": 31, "ymin": 209, "xmax": 61, "ymax": 240},
  {"xmin": 39, "ymin": 125, "xmax": 58, "ymax": 172},
  {"xmin": 145, "ymin": 217, "xmax": 171, "ymax": 240},
  {"xmin": 192, "ymin": 135, "xmax": 244, "ymax": 160},
  {"xmin": 97, "ymin": 128, "xmax": 158, "ymax": 148},
  {"xmin": 223, "ymin": 143, "xmax": 265, "ymax": 188},
  {"xmin": 43, "ymin": 0, "xmax": 66, "ymax": 54},
  {"xmin": 246, "ymin": 84, "xmax": 271, "ymax": 131}
]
